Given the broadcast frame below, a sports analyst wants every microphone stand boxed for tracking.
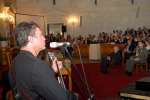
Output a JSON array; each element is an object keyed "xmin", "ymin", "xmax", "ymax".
[{"xmin": 63, "ymin": 45, "xmax": 95, "ymax": 100}]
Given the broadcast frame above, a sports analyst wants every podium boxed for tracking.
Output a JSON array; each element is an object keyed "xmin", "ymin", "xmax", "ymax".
[{"xmin": 89, "ymin": 44, "xmax": 101, "ymax": 60}]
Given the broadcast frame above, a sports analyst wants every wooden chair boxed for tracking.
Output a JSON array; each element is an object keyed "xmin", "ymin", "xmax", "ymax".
[
  {"xmin": 135, "ymin": 51, "xmax": 150, "ymax": 72},
  {"xmin": 134, "ymin": 62, "xmax": 148, "ymax": 72}
]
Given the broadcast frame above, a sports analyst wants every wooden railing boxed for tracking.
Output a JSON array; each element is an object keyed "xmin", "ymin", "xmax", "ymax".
[
  {"xmin": 73, "ymin": 43, "xmax": 125, "ymax": 58},
  {"xmin": 73, "ymin": 44, "xmax": 89, "ymax": 58}
]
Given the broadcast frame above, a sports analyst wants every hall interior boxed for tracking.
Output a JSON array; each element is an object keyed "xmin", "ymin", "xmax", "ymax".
[{"xmin": 0, "ymin": 0, "xmax": 150, "ymax": 100}]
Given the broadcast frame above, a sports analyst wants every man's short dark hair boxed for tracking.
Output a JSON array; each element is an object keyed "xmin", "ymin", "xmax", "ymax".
[{"xmin": 15, "ymin": 21, "xmax": 40, "ymax": 47}]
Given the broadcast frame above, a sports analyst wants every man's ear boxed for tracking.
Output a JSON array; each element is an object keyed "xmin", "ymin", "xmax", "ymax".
[{"xmin": 28, "ymin": 36, "xmax": 33, "ymax": 43}]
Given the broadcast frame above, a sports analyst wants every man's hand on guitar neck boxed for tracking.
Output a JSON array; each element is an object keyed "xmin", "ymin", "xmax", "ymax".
[{"xmin": 51, "ymin": 57, "xmax": 63, "ymax": 72}]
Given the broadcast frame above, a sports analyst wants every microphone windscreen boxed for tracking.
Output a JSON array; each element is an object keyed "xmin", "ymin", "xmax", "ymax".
[{"xmin": 50, "ymin": 42, "xmax": 71, "ymax": 48}]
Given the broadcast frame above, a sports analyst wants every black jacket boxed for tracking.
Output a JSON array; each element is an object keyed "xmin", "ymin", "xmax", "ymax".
[{"xmin": 9, "ymin": 50, "xmax": 68, "ymax": 100}]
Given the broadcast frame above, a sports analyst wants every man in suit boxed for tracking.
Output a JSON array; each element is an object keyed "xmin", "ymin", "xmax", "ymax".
[
  {"xmin": 126, "ymin": 41, "xmax": 149, "ymax": 76},
  {"xmin": 9, "ymin": 21, "xmax": 68, "ymax": 100}
]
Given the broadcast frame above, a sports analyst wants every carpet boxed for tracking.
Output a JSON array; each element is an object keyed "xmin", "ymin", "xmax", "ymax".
[{"xmin": 71, "ymin": 63, "xmax": 150, "ymax": 100}]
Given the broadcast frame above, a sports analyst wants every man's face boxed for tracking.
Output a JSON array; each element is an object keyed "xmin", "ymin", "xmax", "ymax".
[
  {"xmin": 33, "ymin": 27, "xmax": 46, "ymax": 51},
  {"xmin": 138, "ymin": 42, "xmax": 143, "ymax": 48}
]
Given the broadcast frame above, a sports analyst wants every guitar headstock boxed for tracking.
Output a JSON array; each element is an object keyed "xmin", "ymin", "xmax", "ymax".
[{"xmin": 48, "ymin": 52, "xmax": 56, "ymax": 60}]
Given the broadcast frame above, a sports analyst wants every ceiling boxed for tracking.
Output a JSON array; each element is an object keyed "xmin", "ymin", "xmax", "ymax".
[{"xmin": 15, "ymin": 0, "xmax": 150, "ymax": 16}]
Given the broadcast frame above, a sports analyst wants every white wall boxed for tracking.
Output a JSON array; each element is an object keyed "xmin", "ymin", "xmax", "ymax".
[{"xmin": 16, "ymin": 0, "xmax": 150, "ymax": 37}]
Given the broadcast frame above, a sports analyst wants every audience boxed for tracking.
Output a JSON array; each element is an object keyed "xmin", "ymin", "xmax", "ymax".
[
  {"xmin": 45, "ymin": 26, "xmax": 150, "ymax": 75},
  {"xmin": 45, "ymin": 26, "xmax": 150, "ymax": 47}
]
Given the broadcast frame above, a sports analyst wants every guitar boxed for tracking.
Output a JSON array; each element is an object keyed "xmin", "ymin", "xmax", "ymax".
[{"xmin": 48, "ymin": 51, "xmax": 78, "ymax": 100}]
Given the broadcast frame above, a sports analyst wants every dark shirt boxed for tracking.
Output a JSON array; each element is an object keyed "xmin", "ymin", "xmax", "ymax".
[
  {"xmin": 128, "ymin": 41, "xmax": 136, "ymax": 52},
  {"xmin": 113, "ymin": 50, "xmax": 122, "ymax": 64},
  {"xmin": 9, "ymin": 50, "xmax": 68, "ymax": 100}
]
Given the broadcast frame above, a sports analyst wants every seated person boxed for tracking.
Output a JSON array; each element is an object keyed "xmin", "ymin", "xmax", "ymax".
[
  {"xmin": 112, "ymin": 46, "xmax": 122, "ymax": 65},
  {"xmin": 100, "ymin": 55, "xmax": 111, "ymax": 74},
  {"xmin": 123, "ymin": 39, "xmax": 136, "ymax": 63},
  {"xmin": 126, "ymin": 41, "xmax": 149, "ymax": 75}
]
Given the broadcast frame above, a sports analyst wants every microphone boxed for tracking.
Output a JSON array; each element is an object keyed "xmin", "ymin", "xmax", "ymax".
[{"xmin": 49, "ymin": 42, "xmax": 70, "ymax": 48}]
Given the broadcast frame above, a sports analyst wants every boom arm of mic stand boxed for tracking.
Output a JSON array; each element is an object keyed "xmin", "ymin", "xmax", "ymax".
[
  {"xmin": 62, "ymin": 46, "xmax": 89, "ymax": 99},
  {"xmin": 63, "ymin": 46, "xmax": 95, "ymax": 100},
  {"xmin": 76, "ymin": 45, "xmax": 95, "ymax": 100}
]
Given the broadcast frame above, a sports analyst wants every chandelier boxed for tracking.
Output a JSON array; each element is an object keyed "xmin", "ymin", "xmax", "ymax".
[{"xmin": 0, "ymin": 7, "xmax": 14, "ymax": 23}]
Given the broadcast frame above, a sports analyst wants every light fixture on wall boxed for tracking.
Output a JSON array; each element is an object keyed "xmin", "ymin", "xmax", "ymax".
[
  {"xmin": 67, "ymin": 16, "xmax": 79, "ymax": 25},
  {"xmin": 67, "ymin": 15, "xmax": 80, "ymax": 34},
  {"xmin": 0, "ymin": 6, "xmax": 14, "ymax": 23}
]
